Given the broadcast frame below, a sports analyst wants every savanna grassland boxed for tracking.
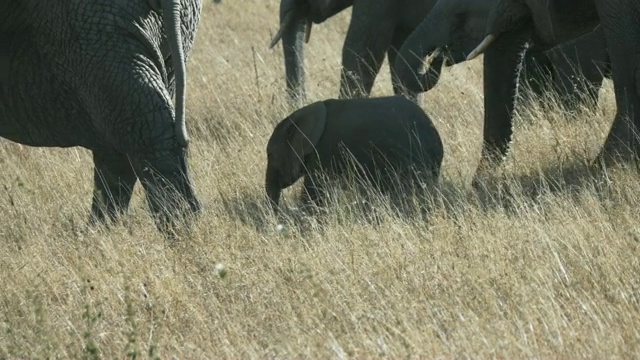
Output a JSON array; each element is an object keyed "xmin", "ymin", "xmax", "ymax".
[{"xmin": 2, "ymin": 1, "xmax": 640, "ymax": 358}]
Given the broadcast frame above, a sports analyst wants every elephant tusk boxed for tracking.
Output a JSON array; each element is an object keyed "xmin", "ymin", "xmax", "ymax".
[
  {"xmin": 304, "ymin": 20, "xmax": 313, "ymax": 44},
  {"xmin": 269, "ymin": 10, "xmax": 295, "ymax": 49},
  {"xmin": 466, "ymin": 34, "xmax": 497, "ymax": 61}
]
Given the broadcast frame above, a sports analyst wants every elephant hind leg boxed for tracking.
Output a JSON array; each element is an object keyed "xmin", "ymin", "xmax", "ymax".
[
  {"xmin": 89, "ymin": 150, "xmax": 138, "ymax": 225},
  {"xmin": 131, "ymin": 147, "xmax": 201, "ymax": 236},
  {"xmin": 91, "ymin": 55, "xmax": 200, "ymax": 234},
  {"xmin": 595, "ymin": 78, "xmax": 640, "ymax": 166},
  {"xmin": 592, "ymin": 12, "xmax": 640, "ymax": 166}
]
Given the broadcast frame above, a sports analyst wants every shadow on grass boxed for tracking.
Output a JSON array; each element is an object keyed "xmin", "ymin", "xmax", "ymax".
[
  {"xmin": 217, "ymin": 181, "xmax": 458, "ymax": 237},
  {"xmin": 468, "ymin": 157, "xmax": 622, "ymax": 215},
  {"xmin": 216, "ymin": 158, "xmax": 631, "ymax": 236},
  {"xmin": 216, "ymin": 187, "xmax": 325, "ymax": 237},
  {"xmin": 217, "ymin": 189, "xmax": 273, "ymax": 232}
]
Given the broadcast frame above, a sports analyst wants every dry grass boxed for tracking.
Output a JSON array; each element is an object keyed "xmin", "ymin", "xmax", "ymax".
[{"xmin": 2, "ymin": 1, "xmax": 640, "ymax": 358}]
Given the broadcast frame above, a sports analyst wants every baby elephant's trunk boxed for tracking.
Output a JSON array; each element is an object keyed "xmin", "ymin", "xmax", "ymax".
[{"xmin": 265, "ymin": 178, "xmax": 282, "ymax": 212}]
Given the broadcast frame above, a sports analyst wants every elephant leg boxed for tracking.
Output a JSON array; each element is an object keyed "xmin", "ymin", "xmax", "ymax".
[
  {"xmin": 555, "ymin": 62, "xmax": 604, "ymax": 112},
  {"xmin": 578, "ymin": 47, "xmax": 609, "ymax": 109},
  {"xmin": 89, "ymin": 52, "xmax": 200, "ymax": 234},
  {"xmin": 549, "ymin": 49, "xmax": 601, "ymax": 111},
  {"xmin": 89, "ymin": 150, "xmax": 138, "ymax": 224},
  {"xmin": 519, "ymin": 46, "xmax": 553, "ymax": 101},
  {"xmin": 579, "ymin": 69, "xmax": 605, "ymax": 108},
  {"xmin": 552, "ymin": 28, "xmax": 609, "ymax": 111},
  {"xmin": 132, "ymin": 146, "xmax": 200, "ymax": 233},
  {"xmin": 338, "ymin": 2, "xmax": 397, "ymax": 98},
  {"xmin": 301, "ymin": 174, "xmax": 325, "ymax": 208},
  {"xmin": 550, "ymin": 48, "xmax": 584, "ymax": 110},
  {"xmin": 474, "ymin": 30, "xmax": 530, "ymax": 186},
  {"xmin": 595, "ymin": 10, "xmax": 640, "ymax": 166},
  {"xmin": 596, "ymin": 62, "xmax": 640, "ymax": 165}
]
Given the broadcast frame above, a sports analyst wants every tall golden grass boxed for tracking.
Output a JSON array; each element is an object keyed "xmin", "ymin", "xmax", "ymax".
[{"xmin": 2, "ymin": 1, "xmax": 639, "ymax": 358}]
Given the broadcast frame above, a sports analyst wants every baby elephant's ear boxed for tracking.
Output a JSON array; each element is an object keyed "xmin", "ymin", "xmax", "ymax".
[{"xmin": 287, "ymin": 101, "xmax": 327, "ymax": 158}]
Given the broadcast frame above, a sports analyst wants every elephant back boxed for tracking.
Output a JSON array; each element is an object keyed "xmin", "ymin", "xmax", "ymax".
[{"xmin": 318, "ymin": 96, "xmax": 443, "ymax": 182}]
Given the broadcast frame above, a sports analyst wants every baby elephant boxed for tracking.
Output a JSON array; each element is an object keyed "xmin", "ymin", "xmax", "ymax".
[{"xmin": 265, "ymin": 96, "xmax": 444, "ymax": 210}]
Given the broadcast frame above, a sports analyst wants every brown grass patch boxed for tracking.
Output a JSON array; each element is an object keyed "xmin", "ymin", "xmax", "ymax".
[{"xmin": 2, "ymin": 1, "xmax": 639, "ymax": 358}]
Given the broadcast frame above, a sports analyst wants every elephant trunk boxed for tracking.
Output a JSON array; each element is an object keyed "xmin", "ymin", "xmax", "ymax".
[
  {"xmin": 161, "ymin": 0, "xmax": 189, "ymax": 148},
  {"xmin": 468, "ymin": 0, "xmax": 528, "ymax": 60},
  {"xmin": 265, "ymin": 175, "xmax": 282, "ymax": 213},
  {"xmin": 281, "ymin": 16, "xmax": 309, "ymax": 105},
  {"xmin": 269, "ymin": 0, "xmax": 310, "ymax": 105},
  {"xmin": 393, "ymin": 14, "xmax": 448, "ymax": 95}
]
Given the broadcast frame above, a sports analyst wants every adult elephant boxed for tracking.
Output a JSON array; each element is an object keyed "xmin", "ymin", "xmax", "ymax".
[
  {"xmin": 393, "ymin": 0, "xmax": 611, "ymax": 110},
  {"xmin": 0, "ymin": 0, "xmax": 203, "ymax": 234},
  {"xmin": 465, "ymin": 0, "xmax": 638, "ymax": 176},
  {"xmin": 268, "ymin": 0, "xmax": 605, "ymax": 107},
  {"xmin": 269, "ymin": 0, "xmax": 446, "ymax": 102}
]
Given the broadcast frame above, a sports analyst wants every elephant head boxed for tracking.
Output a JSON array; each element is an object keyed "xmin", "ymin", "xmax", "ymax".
[
  {"xmin": 467, "ymin": 0, "xmax": 600, "ymax": 61},
  {"xmin": 394, "ymin": 0, "xmax": 491, "ymax": 95},
  {"xmin": 269, "ymin": 0, "xmax": 353, "ymax": 104},
  {"xmin": 265, "ymin": 101, "xmax": 327, "ymax": 210}
]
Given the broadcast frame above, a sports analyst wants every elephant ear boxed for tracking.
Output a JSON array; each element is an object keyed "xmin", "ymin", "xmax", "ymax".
[
  {"xmin": 531, "ymin": 0, "xmax": 555, "ymax": 43},
  {"xmin": 285, "ymin": 101, "xmax": 327, "ymax": 160}
]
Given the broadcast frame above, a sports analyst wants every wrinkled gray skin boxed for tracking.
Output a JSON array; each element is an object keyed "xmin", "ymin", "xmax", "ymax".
[
  {"xmin": 466, "ymin": 0, "xmax": 639, "ymax": 176},
  {"xmin": 268, "ymin": 0, "xmax": 593, "ymax": 107},
  {"xmin": 270, "ymin": 0, "xmax": 442, "ymax": 103},
  {"xmin": 0, "ymin": 0, "xmax": 203, "ymax": 234},
  {"xmin": 265, "ymin": 96, "xmax": 444, "ymax": 209},
  {"xmin": 393, "ymin": 0, "xmax": 611, "ymax": 110}
]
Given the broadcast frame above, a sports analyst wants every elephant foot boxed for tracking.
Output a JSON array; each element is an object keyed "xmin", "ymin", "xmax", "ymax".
[
  {"xmin": 300, "ymin": 184, "xmax": 324, "ymax": 209},
  {"xmin": 88, "ymin": 188, "xmax": 129, "ymax": 228},
  {"xmin": 594, "ymin": 118, "xmax": 640, "ymax": 169},
  {"xmin": 145, "ymin": 184, "xmax": 201, "ymax": 241},
  {"xmin": 594, "ymin": 142, "xmax": 640, "ymax": 169},
  {"xmin": 134, "ymin": 151, "xmax": 201, "ymax": 239},
  {"xmin": 471, "ymin": 149, "xmax": 509, "ymax": 191},
  {"xmin": 88, "ymin": 150, "xmax": 138, "ymax": 228}
]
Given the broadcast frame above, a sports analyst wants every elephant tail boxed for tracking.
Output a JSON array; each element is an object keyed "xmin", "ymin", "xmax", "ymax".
[{"xmin": 161, "ymin": 0, "xmax": 189, "ymax": 148}]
